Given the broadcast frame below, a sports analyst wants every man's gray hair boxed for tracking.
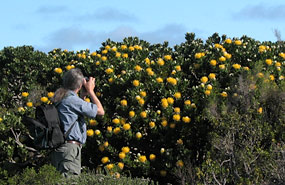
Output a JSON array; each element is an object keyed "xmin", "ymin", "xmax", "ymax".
[{"xmin": 62, "ymin": 68, "xmax": 84, "ymax": 90}]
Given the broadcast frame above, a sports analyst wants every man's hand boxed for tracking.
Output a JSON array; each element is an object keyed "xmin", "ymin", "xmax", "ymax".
[{"xmin": 83, "ymin": 77, "xmax": 96, "ymax": 95}]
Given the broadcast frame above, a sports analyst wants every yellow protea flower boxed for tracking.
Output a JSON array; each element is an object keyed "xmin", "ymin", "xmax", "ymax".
[
  {"xmin": 173, "ymin": 114, "xmax": 181, "ymax": 121},
  {"xmin": 275, "ymin": 62, "xmax": 281, "ymax": 67},
  {"xmin": 41, "ymin": 96, "xmax": 48, "ymax": 103},
  {"xmin": 102, "ymin": 50, "xmax": 108, "ymax": 55},
  {"xmin": 108, "ymin": 78, "xmax": 114, "ymax": 83},
  {"xmin": 97, "ymin": 53, "xmax": 101, "ymax": 58},
  {"xmin": 129, "ymin": 46, "xmax": 135, "ymax": 51},
  {"xmin": 95, "ymin": 129, "xmax": 101, "ymax": 135},
  {"xmin": 54, "ymin": 67, "xmax": 63, "ymax": 74},
  {"xmin": 119, "ymin": 152, "xmax": 126, "ymax": 159},
  {"xmin": 195, "ymin": 53, "xmax": 202, "ymax": 59},
  {"xmin": 164, "ymin": 55, "xmax": 172, "ymax": 60},
  {"xmin": 204, "ymin": 90, "xmax": 211, "ymax": 96},
  {"xmin": 111, "ymin": 46, "xmax": 117, "ymax": 52},
  {"xmin": 234, "ymin": 40, "xmax": 242, "ymax": 45},
  {"xmin": 95, "ymin": 61, "xmax": 100, "ymax": 65},
  {"xmin": 91, "ymin": 52, "xmax": 97, "ymax": 56},
  {"xmin": 167, "ymin": 97, "xmax": 174, "ymax": 104},
  {"xmin": 147, "ymin": 69, "xmax": 154, "ymax": 76},
  {"xmin": 161, "ymin": 98, "xmax": 168, "ymax": 108},
  {"xmin": 18, "ymin": 107, "xmax": 25, "ymax": 112},
  {"xmin": 122, "ymin": 53, "xmax": 128, "ymax": 58},
  {"xmin": 170, "ymin": 123, "xmax": 176, "ymax": 128},
  {"xmin": 133, "ymin": 80, "xmax": 140, "ymax": 87},
  {"xmin": 177, "ymin": 138, "xmax": 183, "ymax": 145},
  {"xmin": 161, "ymin": 120, "xmax": 168, "ymax": 127},
  {"xmin": 207, "ymin": 84, "xmax": 213, "ymax": 90},
  {"xmin": 112, "ymin": 118, "xmax": 120, "ymax": 124},
  {"xmin": 21, "ymin": 92, "xmax": 29, "ymax": 97},
  {"xmin": 232, "ymin": 64, "xmax": 241, "ymax": 69},
  {"xmin": 120, "ymin": 118, "xmax": 126, "ymax": 125},
  {"xmin": 89, "ymin": 119, "xmax": 97, "ymax": 126},
  {"xmin": 134, "ymin": 45, "xmax": 142, "ymax": 50},
  {"xmin": 200, "ymin": 76, "xmax": 208, "ymax": 83},
  {"xmin": 47, "ymin": 92, "xmax": 54, "ymax": 98},
  {"xmin": 219, "ymin": 64, "xmax": 225, "ymax": 69},
  {"xmin": 174, "ymin": 107, "xmax": 180, "ymax": 113},
  {"xmin": 257, "ymin": 107, "xmax": 263, "ymax": 114},
  {"xmin": 219, "ymin": 56, "xmax": 226, "ymax": 62},
  {"xmin": 26, "ymin": 102, "xmax": 33, "ymax": 107},
  {"xmin": 175, "ymin": 65, "xmax": 181, "ymax": 71},
  {"xmin": 105, "ymin": 45, "xmax": 111, "ymax": 50},
  {"xmin": 66, "ymin": 65, "xmax": 75, "ymax": 71},
  {"xmin": 106, "ymin": 163, "xmax": 114, "ymax": 170},
  {"xmin": 149, "ymin": 121, "xmax": 155, "ymax": 128},
  {"xmin": 136, "ymin": 132, "xmax": 142, "ymax": 139},
  {"xmin": 122, "ymin": 146, "xmax": 130, "ymax": 153},
  {"xmin": 129, "ymin": 111, "xmax": 135, "ymax": 118},
  {"xmin": 0, "ymin": 118, "xmax": 2, "ymax": 122},
  {"xmin": 176, "ymin": 160, "xmax": 184, "ymax": 167},
  {"xmin": 156, "ymin": 77, "xmax": 164, "ymax": 83},
  {"xmin": 105, "ymin": 68, "xmax": 114, "ymax": 74},
  {"xmin": 113, "ymin": 127, "xmax": 121, "ymax": 134},
  {"xmin": 84, "ymin": 97, "xmax": 90, "ymax": 102},
  {"xmin": 258, "ymin": 45, "xmax": 266, "ymax": 53},
  {"xmin": 174, "ymin": 92, "xmax": 181, "ymax": 99},
  {"xmin": 138, "ymin": 98, "xmax": 145, "ymax": 106},
  {"xmin": 221, "ymin": 91, "xmax": 228, "ymax": 98},
  {"xmin": 269, "ymin": 75, "xmax": 275, "ymax": 81},
  {"xmin": 118, "ymin": 162, "xmax": 124, "ymax": 169},
  {"xmin": 101, "ymin": 156, "xmax": 109, "ymax": 164},
  {"xmin": 115, "ymin": 52, "xmax": 121, "ymax": 58},
  {"xmin": 257, "ymin": 73, "xmax": 264, "ymax": 78},
  {"xmin": 225, "ymin": 38, "xmax": 232, "ymax": 44},
  {"xmin": 166, "ymin": 77, "xmax": 177, "ymax": 85},
  {"xmin": 210, "ymin": 59, "xmax": 217, "ymax": 66},
  {"xmin": 243, "ymin": 66, "xmax": 250, "ymax": 71},
  {"xmin": 265, "ymin": 59, "xmax": 273, "ymax": 65},
  {"xmin": 182, "ymin": 116, "xmax": 191, "ymax": 123},
  {"xmin": 87, "ymin": 129, "xmax": 94, "ymax": 136},
  {"xmin": 279, "ymin": 52, "xmax": 285, "ymax": 58},
  {"xmin": 139, "ymin": 155, "xmax": 147, "ymax": 163},
  {"xmin": 134, "ymin": 65, "xmax": 142, "ymax": 71},
  {"xmin": 121, "ymin": 45, "xmax": 127, "ymax": 50},
  {"xmin": 149, "ymin": 154, "xmax": 156, "ymax": 161},
  {"xmin": 157, "ymin": 110, "xmax": 161, "ymax": 114},
  {"xmin": 224, "ymin": 52, "xmax": 232, "ymax": 59},
  {"xmin": 160, "ymin": 170, "xmax": 167, "ymax": 177},
  {"xmin": 107, "ymin": 126, "xmax": 113, "ymax": 133},
  {"xmin": 120, "ymin": 99, "xmax": 127, "ymax": 106},
  {"xmin": 145, "ymin": 58, "xmax": 151, "ymax": 65},
  {"xmin": 103, "ymin": 141, "xmax": 109, "ymax": 147},
  {"xmin": 184, "ymin": 100, "xmax": 191, "ymax": 105},
  {"xmin": 140, "ymin": 111, "xmax": 147, "ymax": 118},
  {"xmin": 140, "ymin": 91, "xmax": 147, "ymax": 97},
  {"xmin": 123, "ymin": 123, "xmax": 131, "ymax": 131},
  {"xmin": 157, "ymin": 58, "xmax": 165, "ymax": 66}
]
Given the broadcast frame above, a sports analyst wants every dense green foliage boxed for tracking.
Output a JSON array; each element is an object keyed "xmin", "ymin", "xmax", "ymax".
[{"xmin": 0, "ymin": 33, "xmax": 284, "ymax": 184}]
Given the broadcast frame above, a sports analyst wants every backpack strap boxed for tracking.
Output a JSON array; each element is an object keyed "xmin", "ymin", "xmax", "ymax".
[{"xmin": 54, "ymin": 101, "xmax": 78, "ymax": 140}]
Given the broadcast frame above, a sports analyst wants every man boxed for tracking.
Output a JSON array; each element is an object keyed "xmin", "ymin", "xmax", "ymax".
[{"xmin": 51, "ymin": 68, "xmax": 104, "ymax": 177}]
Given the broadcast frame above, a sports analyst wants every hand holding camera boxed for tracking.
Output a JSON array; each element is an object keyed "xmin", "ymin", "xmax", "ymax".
[{"xmin": 82, "ymin": 77, "xmax": 96, "ymax": 95}]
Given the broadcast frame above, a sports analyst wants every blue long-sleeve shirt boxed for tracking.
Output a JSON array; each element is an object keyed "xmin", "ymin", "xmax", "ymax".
[{"xmin": 57, "ymin": 90, "xmax": 98, "ymax": 144}]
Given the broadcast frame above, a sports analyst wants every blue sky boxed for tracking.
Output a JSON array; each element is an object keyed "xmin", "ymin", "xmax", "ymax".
[{"xmin": 1, "ymin": 0, "xmax": 285, "ymax": 52}]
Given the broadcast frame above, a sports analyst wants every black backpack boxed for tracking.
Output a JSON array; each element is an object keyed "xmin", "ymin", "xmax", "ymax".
[{"xmin": 23, "ymin": 104, "xmax": 76, "ymax": 150}]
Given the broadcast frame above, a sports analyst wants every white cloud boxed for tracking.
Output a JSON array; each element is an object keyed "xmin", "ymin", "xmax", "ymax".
[
  {"xmin": 38, "ymin": 23, "xmax": 197, "ymax": 52},
  {"xmin": 77, "ymin": 7, "xmax": 139, "ymax": 23},
  {"xmin": 233, "ymin": 4, "xmax": 285, "ymax": 20}
]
